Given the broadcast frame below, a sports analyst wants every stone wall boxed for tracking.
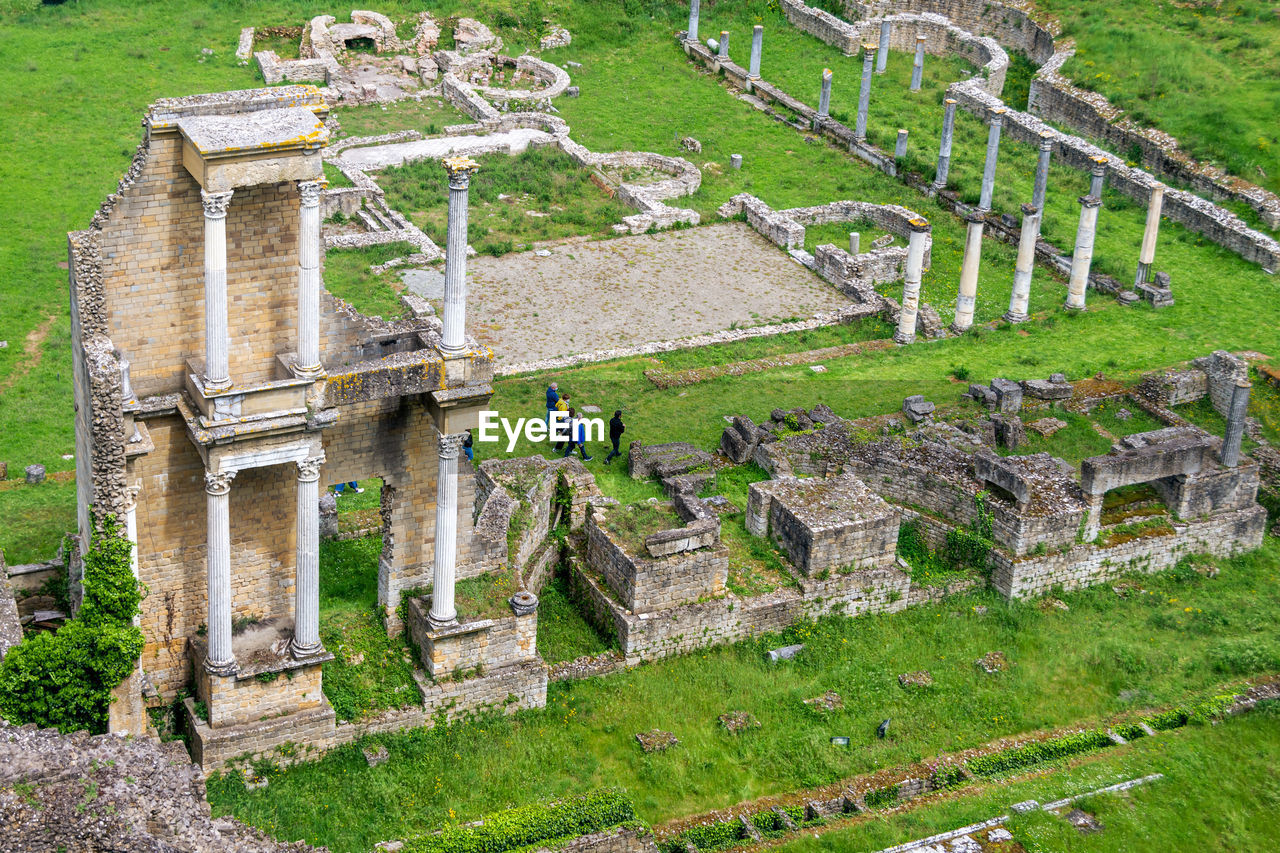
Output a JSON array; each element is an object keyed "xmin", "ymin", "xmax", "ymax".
[
  {"xmin": 843, "ymin": 0, "xmax": 1059, "ymax": 64},
  {"xmin": 586, "ymin": 506, "xmax": 729, "ymax": 613},
  {"xmin": 991, "ymin": 505, "xmax": 1267, "ymax": 598},
  {"xmin": 1194, "ymin": 350, "xmax": 1249, "ymax": 417},
  {"xmin": 406, "ymin": 595, "xmax": 538, "ymax": 678},
  {"xmin": 0, "ymin": 552, "xmax": 21, "ymax": 661}
]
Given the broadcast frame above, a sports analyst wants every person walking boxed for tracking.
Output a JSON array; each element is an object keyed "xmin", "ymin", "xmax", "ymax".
[
  {"xmin": 545, "ymin": 382, "xmax": 560, "ymax": 427},
  {"xmin": 566, "ymin": 409, "xmax": 593, "ymax": 461},
  {"xmin": 558, "ymin": 407, "xmax": 577, "ymax": 456},
  {"xmin": 605, "ymin": 410, "xmax": 625, "ymax": 464},
  {"xmin": 551, "ymin": 394, "xmax": 571, "ymax": 452},
  {"xmin": 333, "ymin": 481, "xmax": 364, "ymax": 495},
  {"xmin": 462, "ymin": 429, "xmax": 474, "ymax": 462}
]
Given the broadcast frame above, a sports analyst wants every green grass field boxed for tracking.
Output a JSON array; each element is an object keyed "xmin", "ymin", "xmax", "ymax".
[{"xmin": 209, "ymin": 537, "xmax": 1280, "ymax": 851}]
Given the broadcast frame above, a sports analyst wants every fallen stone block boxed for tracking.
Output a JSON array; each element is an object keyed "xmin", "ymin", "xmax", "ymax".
[
  {"xmin": 767, "ymin": 643, "xmax": 804, "ymax": 662},
  {"xmin": 24, "ymin": 464, "xmax": 45, "ymax": 485},
  {"xmin": 1021, "ymin": 379, "xmax": 1072, "ymax": 400}
]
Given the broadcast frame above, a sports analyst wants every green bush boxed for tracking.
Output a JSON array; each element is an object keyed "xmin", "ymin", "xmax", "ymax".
[
  {"xmin": 965, "ymin": 728, "xmax": 1114, "ymax": 777},
  {"xmin": 675, "ymin": 820, "xmax": 745, "ymax": 851},
  {"xmin": 750, "ymin": 811, "xmax": 786, "ymax": 834},
  {"xmin": 402, "ymin": 788, "xmax": 636, "ymax": 853},
  {"xmin": 0, "ymin": 516, "xmax": 144, "ymax": 733},
  {"xmin": 863, "ymin": 784, "xmax": 900, "ymax": 809}
]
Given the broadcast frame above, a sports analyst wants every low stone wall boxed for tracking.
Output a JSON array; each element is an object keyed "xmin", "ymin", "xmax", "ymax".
[
  {"xmin": 992, "ymin": 504, "xmax": 1267, "ymax": 598},
  {"xmin": 406, "ymin": 594, "xmax": 538, "ymax": 678},
  {"xmin": 0, "ymin": 552, "xmax": 22, "ymax": 661},
  {"xmin": 842, "ymin": 0, "xmax": 1059, "ymax": 65}
]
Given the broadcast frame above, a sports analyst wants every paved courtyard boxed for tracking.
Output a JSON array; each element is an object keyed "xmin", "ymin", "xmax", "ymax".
[{"xmin": 408, "ymin": 222, "xmax": 851, "ymax": 365}]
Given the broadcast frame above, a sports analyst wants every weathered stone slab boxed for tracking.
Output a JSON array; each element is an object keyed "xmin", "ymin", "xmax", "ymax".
[
  {"xmin": 1020, "ymin": 379, "xmax": 1072, "ymax": 400},
  {"xmin": 973, "ymin": 451, "xmax": 1031, "ymax": 504}
]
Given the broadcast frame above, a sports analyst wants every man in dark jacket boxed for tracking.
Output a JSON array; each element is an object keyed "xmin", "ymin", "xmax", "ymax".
[
  {"xmin": 545, "ymin": 382, "xmax": 559, "ymax": 427},
  {"xmin": 605, "ymin": 410, "xmax": 625, "ymax": 464}
]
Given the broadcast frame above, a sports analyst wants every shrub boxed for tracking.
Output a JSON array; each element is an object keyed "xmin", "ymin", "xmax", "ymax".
[
  {"xmin": 1207, "ymin": 638, "xmax": 1279, "ymax": 675},
  {"xmin": 864, "ymin": 784, "xmax": 900, "ymax": 808},
  {"xmin": 676, "ymin": 820, "xmax": 745, "ymax": 851},
  {"xmin": 0, "ymin": 516, "xmax": 144, "ymax": 733},
  {"xmin": 402, "ymin": 788, "xmax": 636, "ymax": 853},
  {"xmin": 965, "ymin": 729, "xmax": 1114, "ymax": 776}
]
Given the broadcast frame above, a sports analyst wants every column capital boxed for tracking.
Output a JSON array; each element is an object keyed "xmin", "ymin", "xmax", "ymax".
[
  {"xmin": 988, "ymin": 105, "xmax": 1007, "ymax": 123},
  {"xmin": 443, "ymin": 155, "xmax": 480, "ymax": 188},
  {"xmin": 1038, "ymin": 129, "xmax": 1055, "ymax": 149},
  {"xmin": 122, "ymin": 483, "xmax": 142, "ymax": 513},
  {"xmin": 438, "ymin": 432, "xmax": 466, "ymax": 459},
  {"xmin": 296, "ymin": 454, "xmax": 326, "ymax": 483},
  {"xmin": 204, "ymin": 470, "xmax": 236, "ymax": 496},
  {"xmin": 297, "ymin": 180, "xmax": 323, "ymax": 208},
  {"xmin": 200, "ymin": 189, "xmax": 234, "ymax": 220}
]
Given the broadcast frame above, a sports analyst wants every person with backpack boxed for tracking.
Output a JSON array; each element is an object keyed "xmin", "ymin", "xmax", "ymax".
[{"xmin": 605, "ymin": 410, "xmax": 625, "ymax": 464}]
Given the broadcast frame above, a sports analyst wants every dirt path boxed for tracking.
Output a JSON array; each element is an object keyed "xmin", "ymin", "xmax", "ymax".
[{"xmin": 0, "ymin": 314, "xmax": 56, "ymax": 395}]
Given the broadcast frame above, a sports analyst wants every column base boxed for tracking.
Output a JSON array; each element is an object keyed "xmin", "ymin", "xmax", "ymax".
[
  {"xmin": 290, "ymin": 361, "xmax": 326, "ymax": 381},
  {"xmin": 202, "ymin": 376, "xmax": 233, "ymax": 394},
  {"xmin": 1002, "ymin": 311, "xmax": 1029, "ymax": 324},
  {"xmin": 436, "ymin": 342, "xmax": 468, "ymax": 359},
  {"xmin": 427, "ymin": 612, "xmax": 459, "ymax": 632},
  {"xmin": 1134, "ymin": 262, "xmax": 1151, "ymax": 288},
  {"xmin": 1063, "ymin": 302, "xmax": 1087, "ymax": 312},
  {"xmin": 203, "ymin": 657, "xmax": 239, "ymax": 678},
  {"xmin": 289, "ymin": 638, "xmax": 325, "ymax": 660},
  {"xmin": 948, "ymin": 322, "xmax": 972, "ymax": 336},
  {"xmin": 892, "ymin": 330, "xmax": 916, "ymax": 346}
]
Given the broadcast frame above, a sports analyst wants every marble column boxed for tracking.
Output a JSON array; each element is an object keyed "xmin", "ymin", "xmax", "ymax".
[
  {"xmin": 910, "ymin": 34, "xmax": 926, "ymax": 92},
  {"xmin": 123, "ymin": 484, "xmax": 141, "ymax": 581},
  {"xmin": 818, "ymin": 68, "xmax": 833, "ymax": 118},
  {"xmin": 749, "ymin": 25, "xmax": 763, "ymax": 79},
  {"xmin": 296, "ymin": 181, "xmax": 324, "ymax": 377},
  {"xmin": 952, "ymin": 213, "xmax": 985, "ymax": 334},
  {"xmin": 1065, "ymin": 195, "xmax": 1102, "ymax": 311},
  {"xmin": 876, "ymin": 20, "xmax": 890, "ymax": 73},
  {"xmin": 200, "ymin": 190, "xmax": 234, "ymax": 392},
  {"xmin": 894, "ymin": 217, "xmax": 930, "ymax": 344},
  {"xmin": 1004, "ymin": 203, "xmax": 1041, "ymax": 323},
  {"xmin": 440, "ymin": 157, "xmax": 479, "ymax": 356},
  {"xmin": 718, "ymin": 31, "xmax": 729, "ymax": 59},
  {"xmin": 977, "ymin": 106, "xmax": 1005, "ymax": 213},
  {"xmin": 291, "ymin": 455, "xmax": 325, "ymax": 658},
  {"xmin": 1135, "ymin": 183, "xmax": 1165, "ymax": 286},
  {"xmin": 855, "ymin": 44, "xmax": 877, "ymax": 142},
  {"xmin": 934, "ymin": 97, "xmax": 957, "ymax": 190},
  {"xmin": 1032, "ymin": 130, "xmax": 1053, "ymax": 213},
  {"xmin": 429, "ymin": 433, "xmax": 466, "ymax": 628},
  {"xmin": 894, "ymin": 129, "xmax": 909, "ymax": 159},
  {"xmin": 687, "ymin": 0, "xmax": 699, "ymax": 43},
  {"xmin": 1088, "ymin": 156, "xmax": 1108, "ymax": 198},
  {"xmin": 849, "ymin": 232, "xmax": 860, "ymax": 254},
  {"xmin": 1221, "ymin": 380, "xmax": 1251, "ymax": 468},
  {"xmin": 204, "ymin": 470, "xmax": 237, "ymax": 676}
]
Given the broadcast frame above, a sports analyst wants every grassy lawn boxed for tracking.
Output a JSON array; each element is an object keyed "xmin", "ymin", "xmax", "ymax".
[
  {"xmin": 208, "ymin": 537, "xmax": 1280, "ymax": 851},
  {"xmin": 536, "ymin": 574, "xmax": 619, "ymax": 664},
  {"xmin": 0, "ymin": 477, "xmax": 75, "ymax": 565},
  {"xmin": 321, "ymin": 242, "xmax": 418, "ymax": 320},
  {"xmin": 332, "ymin": 96, "xmax": 468, "ymax": 139},
  {"xmin": 379, "ymin": 147, "xmax": 636, "ymax": 255},
  {"xmin": 771, "ymin": 705, "xmax": 1280, "ymax": 852}
]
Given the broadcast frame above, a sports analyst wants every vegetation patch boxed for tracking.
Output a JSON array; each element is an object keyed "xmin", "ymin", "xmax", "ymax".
[
  {"xmin": 322, "ymin": 241, "xmax": 418, "ymax": 319},
  {"xmin": 602, "ymin": 502, "xmax": 683, "ymax": 555},
  {"xmin": 535, "ymin": 574, "xmax": 618, "ymax": 665},
  {"xmin": 453, "ymin": 570, "xmax": 520, "ymax": 623}
]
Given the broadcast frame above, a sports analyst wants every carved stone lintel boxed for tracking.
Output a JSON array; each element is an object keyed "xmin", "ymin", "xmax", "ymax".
[
  {"xmin": 437, "ymin": 432, "xmax": 466, "ymax": 459},
  {"xmin": 296, "ymin": 454, "xmax": 325, "ymax": 483},
  {"xmin": 200, "ymin": 189, "xmax": 234, "ymax": 220},
  {"xmin": 204, "ymin": 470, "xmax": 236, "ymax": 496},
  {"xmin": 298, "ymin": 180, "xmax": 323, "ymax": 207}
]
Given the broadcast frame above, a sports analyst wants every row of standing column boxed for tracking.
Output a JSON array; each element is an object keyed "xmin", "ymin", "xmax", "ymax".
[{"xmin": 199, "ymin": 181, "xmax": 323, "ymax": 392}]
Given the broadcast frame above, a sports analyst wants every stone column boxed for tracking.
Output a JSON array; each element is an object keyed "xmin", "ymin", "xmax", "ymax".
[
  {"xmin": 123, "ymin": 484, "xmax": 141, "ymax": 581},
  {"xmin": 876, "ymin": 20, "xmax": 890, "ymax": 73},
  {"xmin": 855, "ymin": 44, "xmax": 876, "ymax": 142},
  {"xmin": 687, "ymin": 0, "xmax": 699, "ymax": 43},
  {"xmin": 718, "ymin": 30, "xmax": 729, "ymax": 59},
  {"xmin": 934, "ymin": 97, "xmax": 957, "ymax": 191},
  {"xmin": 200, "ymin": 190, "xmax": 234, "ymax": 392},
  {"xmin": 1220, "ymin": 380, "xmax": 1251, "ymax": 468},
  {"xmin": 894, "ymin": 129, "xmax": 909, "ymax": 159},
  {"xmin": 817, "ymin": 68, "xmax": 833, "ymax": 118},
  {"xmin": 910, "ymin": 34, "xmax": 926, "ymax": 92},
  {"xmin": 749, "ymin": 25, "xmax": 763, "ymax": 79},
  {"xmin": 291, "ymin": 454, "xmax": 325, "ymax": 658},
  {"xmin": 1135, "ymin": 183, "xmax": 1165, "ymax": 286},
  {"xmin": 1065, "ymin": 195, "xmax": 1102, "ymax": 311},
  {"xmin": 440, "ymin": 156, "xmax": 479, "ymax": 356},
  {"xmin": 894, "ymin": 217, "xmax": 930, "ymax": 344},
  {"xmin": 849, "ymin": 232, "xmax": 860, "ymax": 254},
  {"xmin": 1032, "ymin": 130, "xmax": 1053, "ymax": 213},
  {"xmin": 977, "ymin": 106, "xmax": 1006, "ymax": 213},
  {"xmin": 952, "ymin": 213, "xmax": 985, "ymax": 334},
  {"xmin": 429, "ymin": 433, "xmax": 466, "ymax": 628},
  {"xmin": 1005, "ymin": 203, "xmax": 1041, "ymax": 323},
  {"xmin": 295, "ymin": 181, "xmax": 324, "ymax": 377},
  {"xmin": 204, "ymin": 470, "xmax": 237, "ymax": 676},
  {"xmin": 1088, "ymin": 156, "xmax": 1108, "ymax": 198}
]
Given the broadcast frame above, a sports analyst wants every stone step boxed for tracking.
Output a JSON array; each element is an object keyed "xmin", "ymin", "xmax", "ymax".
[{"xmin": 356, "ymin": 208, "xmax": 384, "ymax": 232}]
